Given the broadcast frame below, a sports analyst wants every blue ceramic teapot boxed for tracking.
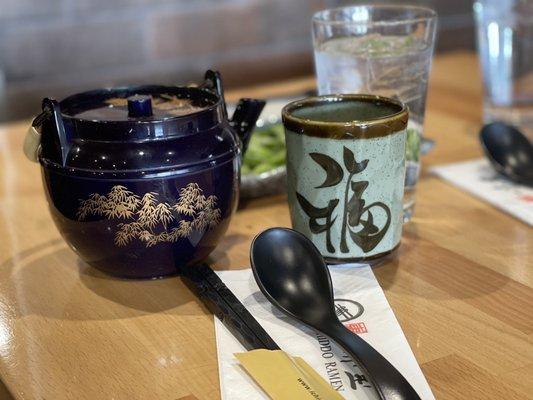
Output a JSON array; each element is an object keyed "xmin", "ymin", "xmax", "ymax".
[{"xmin": 26, "ymin": 71, "xmax": 265, "ymax": 278}]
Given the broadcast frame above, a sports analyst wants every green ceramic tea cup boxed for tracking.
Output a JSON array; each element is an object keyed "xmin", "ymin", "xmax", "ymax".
[{"xmin": 282, "ymin": 94, "xmax": 408, "ymax": 263}]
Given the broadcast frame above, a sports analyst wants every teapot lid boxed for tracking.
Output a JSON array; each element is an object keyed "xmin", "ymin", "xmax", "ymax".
[
  {"xmin": 50, "ymin": 70, "xmax": 229, "ymax": 143},
  {"xmin": 61, "ymin": 85, "xmax": 220, "ymax": 123}
]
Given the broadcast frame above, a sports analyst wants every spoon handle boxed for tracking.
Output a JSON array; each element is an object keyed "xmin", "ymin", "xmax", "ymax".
[{"xmin": 326, "ymin": 322, "xmax": 421, "ymax": 400}]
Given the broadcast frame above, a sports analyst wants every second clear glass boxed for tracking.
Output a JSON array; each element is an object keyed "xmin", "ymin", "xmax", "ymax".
[
  {"xmin": 474, "ymin": 0, "xmax": 533, "ymax": 141},
  {"xmin": 312, "ymin": 5, "xmax": 437, "ymax": 221}
]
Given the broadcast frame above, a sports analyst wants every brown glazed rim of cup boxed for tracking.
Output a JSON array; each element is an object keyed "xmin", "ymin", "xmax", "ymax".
[{"xmin": 282, "ymin": 94, "xmax": 409, "ymax": 139}]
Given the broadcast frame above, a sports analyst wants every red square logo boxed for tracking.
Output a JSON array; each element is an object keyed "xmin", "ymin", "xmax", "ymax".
[{"xmin": 346, "ymin": 322, "xmax": 368, "ymax": 334}]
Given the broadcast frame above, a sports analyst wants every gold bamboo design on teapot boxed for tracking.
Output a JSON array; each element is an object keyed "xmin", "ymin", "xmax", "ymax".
[{"xmin": 77, "ymin": 183, "xmax": 221, "ymax": 247}]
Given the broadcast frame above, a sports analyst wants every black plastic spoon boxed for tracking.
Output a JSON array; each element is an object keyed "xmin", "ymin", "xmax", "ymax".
[
  {"xmin": 480, "ymin": 122, "xmax": 533, "ymax": 187},
  {"xmin": 250, "ymin": 227, "xmax": 421, "ymax": 400}
]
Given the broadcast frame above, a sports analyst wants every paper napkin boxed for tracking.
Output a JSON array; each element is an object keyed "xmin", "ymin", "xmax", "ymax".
[
  {"xmin": 431, "ymin": 158, "xmax": 533, "ymax": 226},
  {"xmin": 215, "ymin": 265, "xmax": 434, "ymax": 400}
]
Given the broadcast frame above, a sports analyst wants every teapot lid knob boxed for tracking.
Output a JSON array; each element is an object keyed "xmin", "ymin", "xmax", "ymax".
[{"xmin": 127, "ymin": 95, "xmax": 153, "ymax": 118}]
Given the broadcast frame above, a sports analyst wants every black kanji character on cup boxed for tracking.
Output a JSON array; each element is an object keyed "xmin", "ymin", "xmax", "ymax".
[{"xmin": 296, "ymin": 146, "xmax": 391, "ymax": 254}]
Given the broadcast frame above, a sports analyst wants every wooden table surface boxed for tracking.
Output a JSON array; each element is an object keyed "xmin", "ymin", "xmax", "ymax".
[{"xmin": 0, "ymin": 52, "xmax": 531, "ymax": 400}]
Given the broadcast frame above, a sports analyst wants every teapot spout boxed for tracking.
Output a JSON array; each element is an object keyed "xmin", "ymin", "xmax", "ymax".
[{"xmin": 230, "ymin": 98, "xmax": 266, "ymax": 153}]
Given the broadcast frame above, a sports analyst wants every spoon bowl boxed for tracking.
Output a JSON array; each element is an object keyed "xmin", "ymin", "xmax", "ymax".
[
  {"xmin": 250, "ymin": 227, "xmax": 335, "ymax": 326},
  {"xmin": 480, "ymin": 122, "xmax": 533, "ymax": 186},
  {"xmin": 251, "ymin": 227, "xmax": 421, "ymax": 400}
]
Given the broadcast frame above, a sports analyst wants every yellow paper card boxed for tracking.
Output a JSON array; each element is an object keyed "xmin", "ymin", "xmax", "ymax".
[{"xmin": 235, "ymin": 349, "xmax": 345, "ymax": 400}]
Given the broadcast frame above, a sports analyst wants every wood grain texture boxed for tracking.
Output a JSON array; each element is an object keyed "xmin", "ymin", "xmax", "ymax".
[{"xmin": 0, "ymin": 52, "xmax": 531, "ymax": 399}]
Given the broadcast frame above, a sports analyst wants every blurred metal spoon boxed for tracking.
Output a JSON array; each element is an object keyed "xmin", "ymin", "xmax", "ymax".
[{"xmin": 480, "ymin": 122, "xmax": 533, "ymax": 187}]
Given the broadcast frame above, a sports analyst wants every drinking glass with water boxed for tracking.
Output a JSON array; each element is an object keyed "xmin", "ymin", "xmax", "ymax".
[
  {"xmin": 312, "ymin": 6, "xmax": 437, "ymax": 221},
  {"xmin": 474, "ymin": 0, "xmax": 533, "ymax": 141}
]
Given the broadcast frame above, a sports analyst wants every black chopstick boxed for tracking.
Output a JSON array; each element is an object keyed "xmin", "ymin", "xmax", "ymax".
[{"xmin": 181, "ymin": 263, "xmax": 280, "ymax": 351}]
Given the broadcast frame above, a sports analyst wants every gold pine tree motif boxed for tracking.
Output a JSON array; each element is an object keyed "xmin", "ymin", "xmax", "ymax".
[{"xmin": 77, "ymin": 183, "xmax": 221, "ymax": 247}]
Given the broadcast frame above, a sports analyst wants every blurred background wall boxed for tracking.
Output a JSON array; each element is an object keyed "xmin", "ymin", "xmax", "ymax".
[{"xmin": 0, "ymin": 0, "xmax": 475, "ymax": 122}]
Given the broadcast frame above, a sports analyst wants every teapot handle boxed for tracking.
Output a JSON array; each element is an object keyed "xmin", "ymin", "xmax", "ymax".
[
  {"xmin": 24, "ymin": 99, "xmax": 69, "ymax": 166},
  {"xmin": 202, "ymin": 70, "xmax": 228, "ymax": 117},
  {"xmin": 200, "ymin": 70, "xmax": 265, "ymax": 153}
]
